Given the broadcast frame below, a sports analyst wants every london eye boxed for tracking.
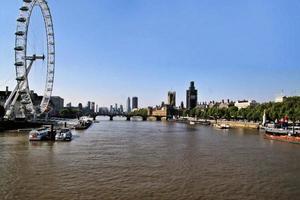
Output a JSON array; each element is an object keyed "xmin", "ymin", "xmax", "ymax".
[{"xmin": 4, "ymin": 0, "xmax": 55, "ymax": 119}]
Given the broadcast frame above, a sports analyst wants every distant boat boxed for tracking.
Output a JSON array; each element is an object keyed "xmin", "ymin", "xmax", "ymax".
[
  {"xmin": 55, "ymin": 128, "xmax": 72, "ymax": 141},
  {"xmin": 189, "ymin": 121, "xmax": 195, "ymax": 125},
  {"xmin": 80, "ymin": 116, "xmax": 94, "ymax": 121},
  {"xmin": 75, "ymin": 119, "xmax": 92, "ymax": 130},
  {"xmin": 200, "ymin": 121, "xmax": 211, "ymax": 126},
  {"xmin": 215, "ymin": 123, "xmax": 230, "ymax": 129},
  {"xmin": 29, "ymin": 128, "xmax": 49, "ymax": 141}
]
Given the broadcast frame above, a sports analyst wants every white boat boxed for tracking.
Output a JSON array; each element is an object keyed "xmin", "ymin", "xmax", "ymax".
[
  {"xmin": 29, "ymin": 128, "xmax": 49, "ymax": 141},
  {"xmin": 189, "ymin": 121, "xmax": 195, "ymax": 125},
  {"xmin": 265, "ymin": 127, "xmax": 292, "ymax": 135},
  {"xmin": 80, "ymin": 116, "xmax": 94, "ymax": 122},
  {"xmin": 215, "ymin": 123, "xmax": 230, "ymax": 129},
  {"xmin": 55, "ymin": 128, "xmax": 73, "ymax": 141}
]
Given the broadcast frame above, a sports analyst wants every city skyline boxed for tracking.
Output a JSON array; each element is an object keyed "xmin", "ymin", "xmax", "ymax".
[{"xmin": 0, "ymin": 0, "xmax": 300, "ymax": 108}]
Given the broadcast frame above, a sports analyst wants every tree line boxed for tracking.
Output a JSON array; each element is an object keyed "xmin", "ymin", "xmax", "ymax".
[
  {"xmin": 129, "ymin": 108, "xmax": 148, "ymax": 117},
  {"xmin": 183, "ymin": 96, "xmax": 300, "ymax": 123}
]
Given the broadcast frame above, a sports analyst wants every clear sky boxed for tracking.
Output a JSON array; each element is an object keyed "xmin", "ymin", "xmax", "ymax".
[{"xmin": 0, "ymin": 0, "xmax": 300, "ymax": 108}]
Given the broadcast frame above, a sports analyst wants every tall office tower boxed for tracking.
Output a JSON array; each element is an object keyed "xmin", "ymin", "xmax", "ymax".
[
  {"xmin": 186, "ymin": 81, "xmax": 198, "ymax": 109},
  {"xmin": 110, "ymin": 105, "xmax": 113, "ymax": 113},
  {"xmin": 126, "ymin": 97, "xmax": 131, "ymax": 113},
  {"xmin": 78, "ymin": 103, "xmax": 83, "ymax": 110},
  {"xmin": 180, "ymin": 101, "xmax": 184, "ymax": 109},
  {"xmin": 114, "ymin": 103, "xmax": 118, "ymax": 112},
  {"xmin": 87, "ymin": 101, "xmax": 91, "ymax": 111},
  {"xmin": 132, "ymin": 97, "xmax": 138, "ymax": 109},
  {"xmin": 91, "ymin": 102, "xmax": 95, "ymax": 112},
  {"xmin": 168, "ymin": 91, "xmax": 176, "ymax": 107},
  {"xmin": 120, "ymin": 105, "xmax": 124, "ymax": 113},
  {"xmin": 96, "ymin": 104, "xmax": 98, "ymax": 113}
]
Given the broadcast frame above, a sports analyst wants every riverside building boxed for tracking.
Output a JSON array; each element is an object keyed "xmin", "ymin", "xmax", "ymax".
[{"xmin": 234, "ymin": 100, "xmax": 257, "ymax": 109}]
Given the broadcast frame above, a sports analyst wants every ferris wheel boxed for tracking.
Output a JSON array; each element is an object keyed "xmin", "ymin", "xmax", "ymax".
[{"xmin": 4, "ymin": 0, "xmax": 55, "ymax": 119}]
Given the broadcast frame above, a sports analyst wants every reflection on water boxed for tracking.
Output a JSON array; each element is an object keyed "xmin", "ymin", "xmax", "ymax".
[{"xmin": 1, "ymin": 121, "xmax": 300, "ymax": 200}]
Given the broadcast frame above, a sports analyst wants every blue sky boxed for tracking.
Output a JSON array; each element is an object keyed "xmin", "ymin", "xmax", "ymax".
[{"xmin": 0, "ymin": 0, "xmax": 300, "ymax": 108}]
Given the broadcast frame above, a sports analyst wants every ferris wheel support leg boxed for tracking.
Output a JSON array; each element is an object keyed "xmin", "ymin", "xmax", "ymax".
[
  {"xmin": 33, "ymin": 112, "xmax": 37, "ymax": 121},
  {"xmin": 4, "ymin": 83, "xmax": 19, "ymax": 110},
  {"xmin": 4, "ymin": 59, "xmax": 35, "ymax": 119}
]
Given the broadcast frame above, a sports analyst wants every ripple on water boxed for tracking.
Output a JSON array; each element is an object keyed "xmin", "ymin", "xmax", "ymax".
[{"xmin": 1, "ymin": 121, "xmax": 300, "ymax": 200}]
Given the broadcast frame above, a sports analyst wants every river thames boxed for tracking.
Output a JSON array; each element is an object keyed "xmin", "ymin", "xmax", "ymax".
[{"xmin": 0, "ymin": 118, "xmax": 300, "ymax": 200}]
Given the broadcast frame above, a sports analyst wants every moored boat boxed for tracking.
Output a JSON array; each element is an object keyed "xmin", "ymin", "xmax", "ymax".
[
  {"xmin": 189, "ymin": 121, "xmax": 195, "ymax": 125},
  {"xmin": 55, "ymin": 128, "xmax": 72, "ymax": 141},
  {"xmin": 29, "ymin": 128, "xmax": 49, "ymax": 141},
  {"xmin": 199, "ymin": 121, "xmax": 211, "ymax": 126},
  {"xmin": 75, "ymin": 119, "xmax": 92, "ymax": 130},
  {"xmin": 215, "ymin": 123, "xmax": 230, "ymax": 129},
  {"xmin": 265, "ymin": 127, "xmax": 291, "ymax": 135},
  {"xmin": 264, "ymin": 127, "xmax": 300, "ymax": 144}
]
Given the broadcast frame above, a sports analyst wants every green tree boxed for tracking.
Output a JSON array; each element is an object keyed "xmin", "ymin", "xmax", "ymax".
[
  {"xmin": 183, "ymin": 109, "xmax": 190, "ymax": 117},
  {"xmin": 60, "ymin": 108, "xmax": 79, "ymax": 118},
  {"xmin": 190, "ymin": 108, "xmax": 196, "ymax": 117},
  {"xmin": 129, "ymin": 108, "xmax": 148, "ymax": 117},
  {"xmin": 228, "ymin": 106, "xmax": 238, "ymax": 120}
]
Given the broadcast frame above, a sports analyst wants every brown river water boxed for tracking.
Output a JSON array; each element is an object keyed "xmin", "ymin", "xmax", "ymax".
[{"xmin": 0, "ymin": 118, "xmax": 300, "ymax": 200}]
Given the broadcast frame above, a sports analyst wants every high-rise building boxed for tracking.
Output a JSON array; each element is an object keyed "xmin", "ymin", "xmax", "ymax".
[
  {"xmin": 186, "ymin": 81, "xmax": 198, "ymax": 109},
  {"xmin": 114, "ymin": 103, "xmax": 118, "ymax": 111},
  {"xmin": 96, "ymin": 104, "xmax": 98, "ymax": 113},
  {"xmin": 180, "ymin": 101, "xmax": 184, "ymax": 109},
  {"xmin": 120, "ymin": 105, "xmax": 124, "ymax": 113},
  {"xmin": 91, "ymin": 102, "xmax": 95, "ymax": 112},
  {"xmin": 126, "ymin": 97, "xmax": 131, "ymax": 113},
  {"xmin": 87, "ymin": 101, "xmax": 91, "ymax": 111},
  {"xmin": 78, "ymin": 103, "xmax": 83, "ymax": 110},
  {"xmin": 168, "ymin": 91, "xmax": 176, "ymax": 107},
  {"xmin": 132, "ymin": 97, "xmax": 138, "ymax": 109}
]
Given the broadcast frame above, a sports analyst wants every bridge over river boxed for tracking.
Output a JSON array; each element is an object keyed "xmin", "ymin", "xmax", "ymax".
[{"xmin": 91, "ymin": 113, "xmax": 167, "ymax": 121}]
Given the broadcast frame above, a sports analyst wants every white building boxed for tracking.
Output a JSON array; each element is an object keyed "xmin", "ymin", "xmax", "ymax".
[
  {"xmin": 234, "ymin": 100, "xmax": 257, "ymax": 109},
  {"xmin": 275, "ymin": 95, "xmax": 286, "ymax": 103}
]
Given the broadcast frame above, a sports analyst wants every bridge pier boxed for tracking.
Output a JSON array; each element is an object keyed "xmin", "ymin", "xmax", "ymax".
[
  {"xmin": 126, "ymin": 116, "xmax": 131, "ymax": 121},
  {"xmin": 142, "ymin": 117, "xmax": 147, "ymax": 121},
  {"xmin": 109, "ymin": 116, "xmax": 113, "ymax": 121}
]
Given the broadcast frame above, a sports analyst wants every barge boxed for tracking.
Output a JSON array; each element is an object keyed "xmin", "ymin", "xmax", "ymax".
[
  {"xmin": 264, "ymin": 127, "xmax": 300, "ymax": 144},
  {"xmin": 74, "ymin": 119, "xmax": 92, "ymax": 130}
]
